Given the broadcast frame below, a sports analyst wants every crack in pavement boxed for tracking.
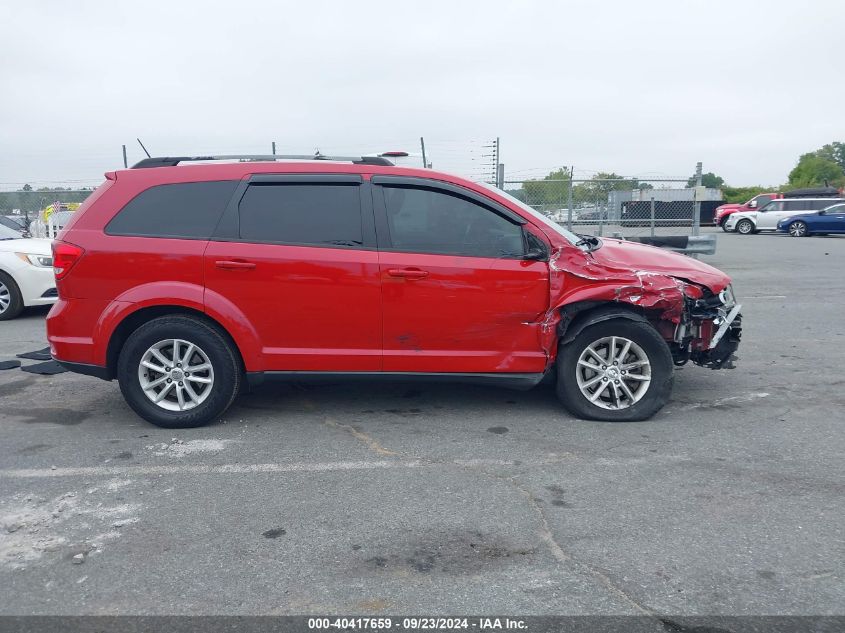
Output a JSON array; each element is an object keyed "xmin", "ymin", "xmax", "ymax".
[
  {"xmin": 319, "ymin": 415, "xmax": 657, "ymax": 617},
  {"xmin": 322, "ymin": 417, "xmax": 399, "ymax": 456}
]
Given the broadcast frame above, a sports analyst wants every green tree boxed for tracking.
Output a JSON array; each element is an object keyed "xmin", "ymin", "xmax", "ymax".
[
  {"xmin": 21, "ymin": 184, "xmax": 32, "ymax": 191},
  {"xmin": 787, "ymin": 155, "xmax": 845, "ymax": 188},
  {"xmin": 810, "ymin": 142, "xmax": 845, "ymax": 172},
  {"xmin": 574, "ymin": 172, "xmax": 643, "ymax": 203},
  {"xmin": 686, "ymin": 172, "xmax": 725, "ymax": 188},
  {"xmin": 521, "ymin": 167, "xmax": 572, "ymax": 208}
]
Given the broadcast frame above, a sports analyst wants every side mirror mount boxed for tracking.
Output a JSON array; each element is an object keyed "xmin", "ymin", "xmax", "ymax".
[
  {"xmin": 523, "ymin": 246, "xmax": 547, "ymax": 261},
  {"xmin": 748, "ymin": 200, "xmax": 757, "ymax": 208}
]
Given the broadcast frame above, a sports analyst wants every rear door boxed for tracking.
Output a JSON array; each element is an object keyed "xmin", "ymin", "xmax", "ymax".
[
  {"xmin": 204, "ymin": 174, "xmax": 382, "ymax": 371},
  {"xmin": 372, "ymin": 176, "xmax": 550, "ymax": 374}
]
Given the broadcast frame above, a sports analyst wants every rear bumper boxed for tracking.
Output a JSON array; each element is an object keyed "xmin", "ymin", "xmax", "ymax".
[{"xmin": 46, "ymin": 297, "xmax": 111, "ymax": 367}]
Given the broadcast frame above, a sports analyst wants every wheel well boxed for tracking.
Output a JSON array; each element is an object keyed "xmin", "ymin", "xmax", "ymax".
[
  {"xmin": 105, "ymin": 306, "xmax": 244, "ymax": 379},
  {"xmin": 557, "ymin": 302, "xmax": 662, "ymax": 347}
]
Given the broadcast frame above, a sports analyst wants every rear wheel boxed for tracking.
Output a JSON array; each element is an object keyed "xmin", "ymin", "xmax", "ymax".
[
  {"xmin": 117, "ymin": 316, "xmax": 241, "ymax": 428},
  {"xmin": 0, "ymin": 272, "xmax": 24, "ymax": 321},
  {"xmin": 788, "ymin": 221, "xmax": 808, "ymax": 237},
  {"xmin": 556, "ymin": 319, "xmax": 673, "ymax": 422},
  {"xmin": 736, "ymin": 219, "xmax": 755, "ymax": 235}
]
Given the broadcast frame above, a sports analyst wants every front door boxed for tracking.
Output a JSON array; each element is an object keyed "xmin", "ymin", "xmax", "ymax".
[
  {"xmin": 204, "ymin": 175, "xmax": 382, "ymax": 371},
  {"xmin": 373, "ymin": 177, "xmax": 550, "ymax": 374}
]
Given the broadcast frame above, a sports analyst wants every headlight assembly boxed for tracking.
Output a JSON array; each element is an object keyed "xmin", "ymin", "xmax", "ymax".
[{"xmin": 15, "ymin": 253, "xmax": 53, "ymax": 268}]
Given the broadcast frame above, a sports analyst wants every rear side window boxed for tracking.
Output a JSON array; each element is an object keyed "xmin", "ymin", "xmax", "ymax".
[
  {"xmin": 106, "ymin": 181, "xmax": 237, "ymax": 239},
  {"xmin": 382, "ymin": 186, "xmax": 525, "ymax": 258},
  {"xmin": 811, "ymin": 199, "xmax": 837, "ymax": 210},
  {"xmin": 238, "ymin": 184, "xmax": 363, "ymax": 247},
  {"xmin": 784, "ymin": 200, "xmax": 810, "ymax": 211}
]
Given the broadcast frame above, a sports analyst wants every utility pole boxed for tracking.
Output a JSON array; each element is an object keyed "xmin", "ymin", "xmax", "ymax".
[
  {"xmin": 496, "ymin": 163, "xmax": 504, "ymax": 189},
  {"xmin": 272, "ymin": 141, "xmax": 276, "ymax": 155},
  {"xmin": 122, "ymin": 144, "xmax": 128, "ymax": 168},
  {"xmin": 420, "ymin": 137, "xmax": 427, "ymax": 168}
]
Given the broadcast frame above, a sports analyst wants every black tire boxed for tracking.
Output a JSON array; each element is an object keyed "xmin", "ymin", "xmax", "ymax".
[
  {"xmin": 735, "ymin": 219, "xmax": 755, "ymax": 235},
  {"xmin": 117, "ymin": 315, "xmax": 241, "ymax": 428},
  {"xmin": 787, "ymin": 220, "xmax": 808, "ymax": 237},
  {"xmin": 720, "ymin": 219, "xmax": 732, "ymax": 232},
  {"xmin": 0, "ymin": 271, "xmax": 24, "ymax": 321},
  {"xmin": 556, "ymin": 319, "xmax": 674, "ymax": 422}
]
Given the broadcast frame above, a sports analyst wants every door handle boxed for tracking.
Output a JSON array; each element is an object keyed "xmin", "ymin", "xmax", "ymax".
[
  {"xmin": 387, "ymin": 268, "xmax": 429, "ymax": 280},
  {"xmin": 215, "ymin": 260, "xmax": 256, "ymax": 270}
]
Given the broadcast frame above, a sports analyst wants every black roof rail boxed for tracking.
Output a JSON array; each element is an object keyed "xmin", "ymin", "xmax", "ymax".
[{"xmin": 131, "ymin": 154, "xmax": 394, "ymax": 169}]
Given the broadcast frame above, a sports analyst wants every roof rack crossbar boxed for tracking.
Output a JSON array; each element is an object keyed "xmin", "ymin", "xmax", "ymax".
[{"xmin": 131, "ymin": 154, "xmax": 394, "ymax": 169}]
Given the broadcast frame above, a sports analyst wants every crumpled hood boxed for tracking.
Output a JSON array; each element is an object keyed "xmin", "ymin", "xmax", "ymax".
[
  {"xmin": 0, "ymin": 237, "xmax": 52, "ymax": 255},
  {"xmin": 586, "ymin": 238, "xmax": 731, "ymax": 292}
]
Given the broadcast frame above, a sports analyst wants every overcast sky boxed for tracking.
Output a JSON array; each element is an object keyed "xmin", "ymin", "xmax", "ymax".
[{"xmin": 1, "ymin": 0, "xmax": 843, "ymax": 189}]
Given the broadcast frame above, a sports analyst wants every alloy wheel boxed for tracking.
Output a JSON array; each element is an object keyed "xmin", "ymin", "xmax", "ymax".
[
  {"xmin": 788, "ymin": 222, "xmax": 807, "ymax": 237},
  {"xmin": 0, "ymin": 281, "xmax": 9, "ymax": 314},
  {"xmin": 576, "ymin": 336, "xmax": 652, "ymax": 410},
  {"xmin": 137, "ymin": 339, "xmax": 215, "ymax": 411},
  {"xmin": 737, "ymin": 220, "xmax": 753, "ymax": 234}
]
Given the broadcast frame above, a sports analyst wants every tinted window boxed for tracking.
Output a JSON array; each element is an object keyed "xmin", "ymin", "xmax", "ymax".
[
  {"xmin": 824, "ymin": 203, "xmax": 845, "ymax": 213},
  {"xmin": 811, "ymin": 199, "xmax": 838, "ymax": 210},
  {"xmin": 106, "ymin": 181, "xmax": 237, "ymax": 238},
  {"xmin": 761, "ymin": 201, "xmax": 783, "ymax": 212},
  {"xmin": 238, "ymin": 184, "xmax": 362, "ymax": 247},
  {"xmin": 784, "ymin": 200, "xmax": 811, "ymax": 211},
  {"xmin": 383, "ymin": 186, "xmax": 524, "ymax": 258},
  {"xmin": 755, "ymin": 195, "xmax": 773, "ymax": 206}
]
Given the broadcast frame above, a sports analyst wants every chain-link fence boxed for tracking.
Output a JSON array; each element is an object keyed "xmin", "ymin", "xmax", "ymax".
[
  {"xmin": 503, "ymin": 178, "xmax": 724, "ymax": 238},
  {"xmin": 0, "ymin": 190, "xmax": 93, "ymax": 237}
]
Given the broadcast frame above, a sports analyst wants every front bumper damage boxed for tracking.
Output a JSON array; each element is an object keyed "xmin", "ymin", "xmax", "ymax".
[{"xmin": 674, "ymin": 290, "xmax": 742, "ymax": 369}]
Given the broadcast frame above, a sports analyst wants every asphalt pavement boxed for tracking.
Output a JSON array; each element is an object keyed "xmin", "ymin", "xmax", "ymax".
[{"xmin": 0, "ymin": 229, "xmax": 843, "ymax": 616}]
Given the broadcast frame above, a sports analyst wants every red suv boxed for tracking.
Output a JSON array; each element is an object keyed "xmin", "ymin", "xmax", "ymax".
[{"xmin": 47, "ymin": 155, "xmax": 742, "ymax": 428}]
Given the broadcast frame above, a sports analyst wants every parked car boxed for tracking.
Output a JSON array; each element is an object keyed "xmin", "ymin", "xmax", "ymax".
[
  {"xmin": 47, "ymin": 154, "xmax": 742, "ymax": 428},
  {"xmin": 776, "ymin": 201, "xmax": 845, "ymax": 237},
  {"xmin": 713, "ymin": 192, "xmax": 781, "ymax": 231},
  {"xmin": 725, "ymin": 198, "xmax": 843, "ymax": 234},
  {"xmin": 0, "ymin": 224, "xmax": 57, "ymax": 320}
]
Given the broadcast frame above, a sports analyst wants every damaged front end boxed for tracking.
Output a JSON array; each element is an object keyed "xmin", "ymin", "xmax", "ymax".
[{"xmin": 672, "ymin": 284, "xmax": 742, "ymax": 369}]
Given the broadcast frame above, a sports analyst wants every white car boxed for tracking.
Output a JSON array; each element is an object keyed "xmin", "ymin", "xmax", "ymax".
[
  {"xmin": 0, "ymin": 224, "xmax": 57, "ymax": 320},
  {"xmin": 725, "ymin": 198, "xmax": 840, "ymax": 234}
]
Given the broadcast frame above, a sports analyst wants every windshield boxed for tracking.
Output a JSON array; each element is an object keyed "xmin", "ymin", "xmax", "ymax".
[{"xmin": 478, "ymin": 183, "xmax": 580, "ymax": 245}]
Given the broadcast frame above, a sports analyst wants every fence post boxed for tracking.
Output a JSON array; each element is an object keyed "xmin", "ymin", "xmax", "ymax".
[
  {"xmin": 566, "ymin": 166, "xmax": 574, "ymax": 231},
  {"xmin": 692, "ymin": 161, "xmax": 702, "ymax": 237},
  {"xmin": 650, "ymin": 197, "xmax": 655, "ymax": 237},
  {"xmin": 597, "ymin": 191, "xmax": 604, "ymax": 236}
]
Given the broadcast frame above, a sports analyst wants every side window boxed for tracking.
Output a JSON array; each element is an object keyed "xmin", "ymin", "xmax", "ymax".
[
  {"xmin": 762, "ymin": 201, "xmax": 783, "ymax": 212},
  {"xmin": 785, "ymin": 200, "xmax": 809, "ymax": 211},
  {"xmin": 812, "ymin": 199, "xmax": 836, "ymax": 210},
  {"xmin": 755, "ymin": 195, "xmax": 773, "ymax": 207},
  {"xmin": 238, "ymin": 184, "xmax": 363, "ymax": 247},
  {"xmin": 382, "ymin": 186, "xmax": 525, "ymax": 258},
  {"xmin": 106, "ymin": 181, "xmax": 238, "ymax": 238}
]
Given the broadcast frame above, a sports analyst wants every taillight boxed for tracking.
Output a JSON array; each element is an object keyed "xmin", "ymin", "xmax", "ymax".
[{"xmin": 52, "ymin": 241, "xmax": 84, "ymax": 280}]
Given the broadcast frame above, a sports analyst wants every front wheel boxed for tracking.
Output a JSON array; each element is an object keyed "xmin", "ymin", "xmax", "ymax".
[
  {"xmin": 720, "ymin": 219, "xmax": 732, "ymax": 232},
  {"xmin": 556, "ymin": 319, "xmax": 674, "ymax": 421},
  {"xmin": 0, "ymin": 272, "xmax": 24, "ymax": 321},
  {"xmin": 117, "ymin": 315, "xmax": 242, "ymax": 428},
  {"xmin": 735, "ymin": 219, "xmax": 755, "ymax": 235},
  {"xmin": 788, "ymin": 221, "xmax": 808, "ymax": 237}
]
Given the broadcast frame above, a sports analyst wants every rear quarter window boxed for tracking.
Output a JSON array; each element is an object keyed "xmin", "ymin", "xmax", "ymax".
[{"xmin": 105, "ymin": 181, "xmax": 238, "ymax": 239}]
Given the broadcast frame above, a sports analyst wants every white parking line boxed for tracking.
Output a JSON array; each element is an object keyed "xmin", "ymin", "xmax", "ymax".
[{"xmin": 0, "ymin": 457, "xmax": 547, "ymax": 480}]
